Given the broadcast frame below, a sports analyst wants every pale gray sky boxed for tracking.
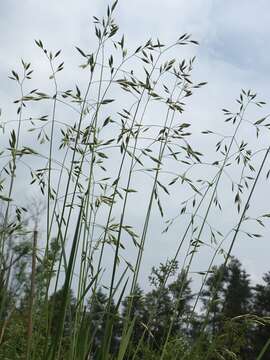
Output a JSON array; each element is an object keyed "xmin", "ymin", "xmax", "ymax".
[{"xmin": 1, "ymin": 0, "xmax": 270, "ymax": 291}]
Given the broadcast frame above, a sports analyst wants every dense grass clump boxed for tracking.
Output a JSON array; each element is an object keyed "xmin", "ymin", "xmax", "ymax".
[{"xmin": 1, "ymin": 1, "xmax": 270, "ymax": 359}]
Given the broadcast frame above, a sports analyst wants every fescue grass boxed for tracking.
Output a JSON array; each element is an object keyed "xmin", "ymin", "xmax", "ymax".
[{"xmin": 1, "ymin": 1, "xmax": 270, "ymax": 359}]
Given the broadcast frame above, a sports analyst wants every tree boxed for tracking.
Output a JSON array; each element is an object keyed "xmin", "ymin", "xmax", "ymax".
[
  {"xmin": 87, "ymin": 288, "xmax": 121, "ymax": 357},
  {"xmin": 121, "ymin": 284, "xmax": 147, "ymax": 346},
  {"xmin": 48, "ymin": 288, "xmax": 77, "ymax": 358},
  {"xmin": 201, "ymin": 264, "xmax": 228, "ymax": 334},
  {"xmin": 201, "ymin": 258, "xmax": 253, "ymax": 359},
  {"xmin": 168, "ymin": 269, "xmax": 193, "ymax": 334},
  {"xmin": 252, "ymin": 272, "xmax": 270, "ymax": 358},
  {"xmin": 222, "ymin": 258, "xmax": 251, "ymax": 319}
]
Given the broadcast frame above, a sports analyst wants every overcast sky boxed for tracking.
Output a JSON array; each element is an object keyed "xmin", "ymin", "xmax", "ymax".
[{"xmin": 1, "ymin": 0, "xmax": 270, "ymax": 291}]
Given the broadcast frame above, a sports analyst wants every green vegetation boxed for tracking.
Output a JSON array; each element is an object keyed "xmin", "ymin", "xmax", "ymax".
[{"xmin": 1, "ymin": 1, "xmax": 270, "ymax": 358}]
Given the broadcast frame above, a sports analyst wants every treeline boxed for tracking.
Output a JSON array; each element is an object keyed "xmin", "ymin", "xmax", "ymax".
[{"xmin": 0, "ymin": 251, "xmax": 270, "ymax": 359}]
